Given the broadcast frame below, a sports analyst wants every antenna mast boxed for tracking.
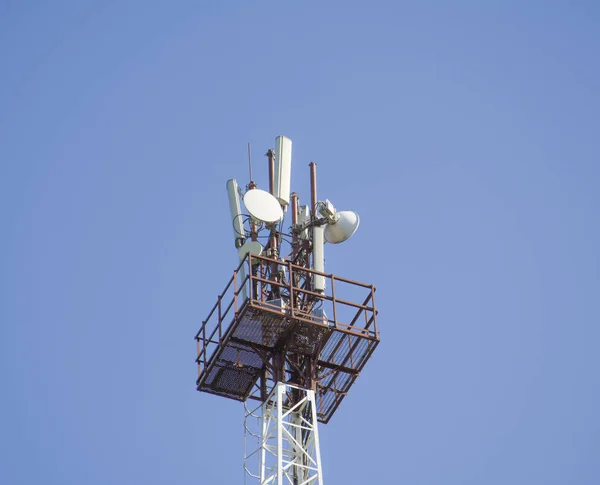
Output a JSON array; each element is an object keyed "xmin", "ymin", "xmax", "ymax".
[{"xmin": 195, "ymin": 136, "xmax": 379, "ymax": 484}]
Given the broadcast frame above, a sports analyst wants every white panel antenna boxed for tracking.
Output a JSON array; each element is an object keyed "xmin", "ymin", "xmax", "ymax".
[
  {"xmin": 274, "ymin": 136, "xmax": 292, "ymax": 207},
  {"xmin": 226, "ymin": 179, "xmax": 245, "ymax": 248},
  {"xmin": 312, "ymin": 225, "xmax": 325, "ymax": 291},
  {"xmin": 297, "ymin": 204, "xmax": 310, "ymax": 240}
]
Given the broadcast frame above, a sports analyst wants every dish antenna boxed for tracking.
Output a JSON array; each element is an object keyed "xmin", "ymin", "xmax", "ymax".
[
  {"xmin": 243, "ymin": 188, "xmax": 283, "ymax": 224},
  {"xmin": 317, "ymin": 200, "xmax": 360, "ymax": 244},
  {"xmin": 238, "ymin": 240, "xmax": 263, "ymax": 260},
  {"xmin": 324, "ymin": 211, "xmax": 360, "ymax": 244}
]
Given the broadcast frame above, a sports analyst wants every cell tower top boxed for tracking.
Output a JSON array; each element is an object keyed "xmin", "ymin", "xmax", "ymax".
[{"xmin": 195, "ymin": 136, "xmax": 380, "ymax": 483}]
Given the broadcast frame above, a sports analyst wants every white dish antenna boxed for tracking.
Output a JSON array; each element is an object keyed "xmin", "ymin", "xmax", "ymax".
[
  {"xmin": 243, "ymin": 189, "xmax": 283, "ymax": 223},
  {"xmin": 238, "ymin": 240, "xmax": 263, "ymax": 260},
  {"xmin": 324, "ymin": 211, "xmax": 360, "ymax": 244},
  {"xmin": 274, "ymin": 136, "xmax": 292, "ymax": 206}
]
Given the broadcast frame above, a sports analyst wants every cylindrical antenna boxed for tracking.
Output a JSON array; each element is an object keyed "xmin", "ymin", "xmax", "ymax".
[
  {"xmin": 309, "ymin": 162, "xmax": 318, "ymax": 284},
  {"xmin": 267, "ymin": 149, "xmax": 275, "ymax": 196},
  {"xmin": 313, "ymin": 225, "xmax": 325, "ymax": 292},
  {"xmin": 291, "ymin": 193, "xmax": 298, "ymax": 226}
]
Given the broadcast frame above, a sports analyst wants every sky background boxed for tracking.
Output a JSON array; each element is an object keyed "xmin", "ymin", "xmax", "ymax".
[{"xmin": 1, "ymin": 1, "xmax": 599, "ymax": 484}]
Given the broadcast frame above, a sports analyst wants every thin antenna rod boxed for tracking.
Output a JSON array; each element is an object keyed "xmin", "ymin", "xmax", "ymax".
[
  {"xmin": 309, "ymin": 162, "xmax": 317, "ymax": 218},
  {"xmin": 247, "ymin": 143, "xmax": 253, "ymax": 183}
]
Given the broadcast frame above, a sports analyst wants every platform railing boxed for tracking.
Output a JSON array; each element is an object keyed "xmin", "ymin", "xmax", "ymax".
[{"xmin": 195, "ymin": 253, "xmax": 378, "ymax": 384}]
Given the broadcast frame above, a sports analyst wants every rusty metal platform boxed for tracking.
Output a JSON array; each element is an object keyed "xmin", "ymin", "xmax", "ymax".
[{"xmin": 195, "ymin": 254, "xmax": 379, "ymax": 423}]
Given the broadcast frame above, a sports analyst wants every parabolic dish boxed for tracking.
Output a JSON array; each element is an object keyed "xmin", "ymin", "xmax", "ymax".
[
  {"xmin": 324, "ymin": 211, "xmax": 360, "ymax": 244},
  {"xmin": 238, "ymin": 240, "xmax": 263, "ymax": 260},
  {"xmin": 243, "ymin": 189, "xmax": 283, "ymax": 223}
]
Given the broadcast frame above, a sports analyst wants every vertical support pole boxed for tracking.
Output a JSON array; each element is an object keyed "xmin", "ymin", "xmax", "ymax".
[
  {"xmin": 196, "ymin": 338, "xmax": 201, "ymax": 377},
  {"xmin": 290, "ymin": 192, "xmax": 299, "ymax": 261},
  {"xmin": 309, "ymin": 162, "xmax": 317, "ymax": 220},
  {"xmin": 267, "ymin": 149, "xmax": 275, "ymax": 196},
  {"xmin": 309, "ymin": 163, "xmax": 318, "ymax": 294},
  {"xmin": 218, "ymin": 295, "xmax": 222, "ymax": 341},
  {"xmin": 277, "ymin": 384, "xmax": 284, "ymax": 485},
  {"xmin": 309, "ymin": 387, "xmax": 324, "ymax": 482},
  {"xmin": 331, "ymin": 275, "xmax": 337, "ymax": 327}
]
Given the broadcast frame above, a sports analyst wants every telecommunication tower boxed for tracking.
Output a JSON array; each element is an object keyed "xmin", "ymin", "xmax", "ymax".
[{"xmin": 195, "ymin": 136, "xmax": 380, "ymax": 484}]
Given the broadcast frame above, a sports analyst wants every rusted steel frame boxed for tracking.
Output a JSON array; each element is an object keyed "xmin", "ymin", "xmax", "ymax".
[
  {"xmin": 250, "ymin": 274, "xmax": 288, "ymax": 289},
  {"xmin": 316, "ymin": 271, "xmax": 373, "ymax": 289},
  {"xmin": 368, "ymin": 285, "xmax": 378, "ymax": 337},
  {"xmin": 243, "ymin": 342, "xmax": 277, "ymax": 375},
  {"xmin": 333, "ymin": 321, "xmax": 377, "ymax": 338},
  {"xmin": 257, "ymin": 256, "xmax": 265, "ymax": 302},
  {"xmin": 283, "ymin": 353, "xmax": 304, "ymax": 378},
  {"xmin": 290, "ymin": 193, "xmax": 299, "ymax": 262},
  {"xmin": 202, "ymin": 324, "xmax": 207, "ymax": 372},
  {"xmin": 195, "ymin": 255, "xmax": 249, "ymax": 339},
  {"xmin": 280, "ymin": 311, "xmax": 332, "ymax": 331},
  {"xmin": 218, "ymin": 298, "xmax": 237, "ymax": 331},
  {"xmin": 345, "ymin": 292, "xmax": 375, "ymax": 329},
  {"xmin": 199, "ymin": 388, "xmax": 246, "ymax": 402},
  {"xmin": 234, "ymin": 266, "xmax": 251, "ymax": 300},
  {"xmin": 292, "ymin": 283, "xmax": 374, "ymax": 314},
  {"xmin": 233, "ymin": 267, "xmax": 238, "ymax": 314},
  {"xmin": 217, "ymin": 295, "xmax": 222, "ymax": 341},
  {"xmin": 197, "ymin": 301, "xmax": 252, "ymax": 382},
  {"xmin": 286, "ymin": 258, "xmax": 374, "ymax": 289},
  {"xmin": 248, "ymin": 253, "xmax": 283, "ymax": 266},
  {"xmin": 321, "ymin": 372, "xmax": 359, "ymax": 424},
  {"xmin": 229, "ymin": 338, "xmax": 276, "ymax": 376},
  {"xmin": 337, "ymin": 331, "xmax": 378, "ymax": 378},
  {"xmin": 316, "ymin": 359, "xmax": 359, "ymax": 375},
  {"xmin": 321, "ymin": 342, "xmax": 380, "ymax": 420},
  {"xmin": 316, "ymin": 366, "xmax": 337, "ymax": 381},
  {"xmin": 330, "ymin": 275, "xmax": 338, "ymax": 327},
  {"xmin": 267, "ymin": 149, "xmax": 275, "ymax": 195},
  {"xmin": 288, "ymin": 261, "xmax": 295, "ymax": 316},
  {"xmin": 322, "ymin": 313, "xmax": 375, "ymax": 373},
  {"xmin": 287, "ymin": 261, "xmax": 375, "ymax": 295},
  {"xmin": 196, "ymin": 339, "xmax": 201, "ymax": 377}
]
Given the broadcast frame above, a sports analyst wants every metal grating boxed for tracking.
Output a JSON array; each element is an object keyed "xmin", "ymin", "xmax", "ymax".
[
  {"xmin": 198, "ymin": 340, "xmax": 265, "ymax": 400},
  {"xmin": 233, "ymin": 307, "xmax": 293, "ymax": 347},
  {"xmin": 196, "ymin": 257, "xmax": 380, "ymax": 423}
]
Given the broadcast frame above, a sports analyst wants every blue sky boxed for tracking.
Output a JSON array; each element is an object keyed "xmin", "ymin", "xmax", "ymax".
[{"xmin": 1, "ymin": 2, "xmax": 599, "ymax": 484}]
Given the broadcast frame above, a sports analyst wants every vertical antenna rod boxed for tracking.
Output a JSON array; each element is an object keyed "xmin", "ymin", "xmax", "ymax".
[
  {"xmin": 309, "ymin": 162, "xmax": 317, "ymax": 218},
  {"xmin": 267, "ymin": 149, "xmax": 275, "ymax": 196},
  {"xmin": 248, "ymin": 143, "xmax": 253, "ymax": 183}
]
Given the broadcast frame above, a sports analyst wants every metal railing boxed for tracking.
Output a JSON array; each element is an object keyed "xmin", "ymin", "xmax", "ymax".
[{"xmin": 195, "ymin": 253, "xmax": 378, "ymax": 383}]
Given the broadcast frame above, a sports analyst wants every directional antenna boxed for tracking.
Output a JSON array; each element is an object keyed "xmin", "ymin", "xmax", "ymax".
[
  {"xmin": 243, "ymin": 189, "xmax": 283, "ymax": 223},
  {"xmin": 324, "ymin": 210, "xmax": 360, "ymax": 244},
  {"xmin": 238, "ymin": 240, "xmax": 263, "ymax": 259}
]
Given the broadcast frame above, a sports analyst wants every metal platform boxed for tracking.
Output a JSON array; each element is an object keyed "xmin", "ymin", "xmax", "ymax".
[{"xmin": 195, "ymin": 254, "xmax": 379, "ymax": 423}]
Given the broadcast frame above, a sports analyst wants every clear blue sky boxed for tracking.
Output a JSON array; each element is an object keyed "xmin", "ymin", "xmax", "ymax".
[{"xmin": 1, "ymin": 2, "xmax": 599, "ymax": 484}]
